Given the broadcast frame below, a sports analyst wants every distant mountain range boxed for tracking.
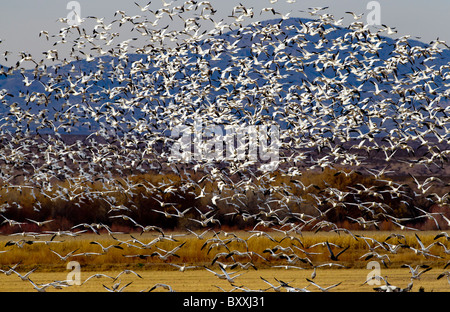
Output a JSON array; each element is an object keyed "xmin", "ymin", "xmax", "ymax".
[{"xmin": 0, "ymin": 17, "xmax": 449, "ymax": 135}]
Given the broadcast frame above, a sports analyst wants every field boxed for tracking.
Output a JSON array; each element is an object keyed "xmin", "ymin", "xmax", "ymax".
[
  {"xmin": 0, "ymin": 268, "xmax": 448, "ymax": 292},
  {"xmin": 0, "ymin": 230, "xmax": 449, "ymax": 292}
]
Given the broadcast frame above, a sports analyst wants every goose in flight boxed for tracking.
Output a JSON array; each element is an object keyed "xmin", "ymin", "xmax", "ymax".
[
  {"xmin": 306, "ymin": 278, "xmax": 342, "ymax": 292},
  {"xmin": 401, "ymin": 264, "xmax": 432, "ymax": 280},
  {"xmin": 441, "ymin": 214, "xmax": 450, "ymax": 228},
  {"xmin": 148, "ymin": 283, "xmax": 174, "ymax": 292},
  {"xmin": 345, "ymin": 11, "xmax": 364, "ymax": 20},
  {"xmin": 411, "ymin": 233, "xmax": 440, "ymax": 256},
  {"xmin": 82, "ymin": 273, "xmax": 115, "ymax": 285},
  {"xmin": 246, "ymin": 230, "xmax": 279, "ymax": 243},
  {"xmin": 273, "ymin": 277, "xmax": 309, "ymax": 292},
  {"xmin": 434, "ymin": 232, "xmax": 450, "ymax": 241},
  {"xmin": 228, "ymin": 261, "xmax": 257, "ymax": 271},
  {"xmin": 4, "ymin": 239, "xmax": 34, "ymax": 248},
  {"xmin": 134, "ymin": 1, "xmax": 152, "ymax": 12},
  {"xmin": 325, "ymin": 241, "xmax": 349, "ymax": 261},
  {"xmin": 185, "ymin": 228, "xmax": 211, "ymax": 239},
  {"xmin": 71, "ymin": 223, "xmax": 101, "ymax": 235},
  {"xmin": 11, "ymin": 267, "xmax": 38, "ymax": 281},
  {"xmin": 28, "ymin": 279, "xmax": 51, "ymax": 292},
  {"xmin": 373, "ymin": 281, "xmax": 413, "ymax": 292},
  {"xmin": 152, "ymin": 196, "xmax": 178, "ymax": 208},
  {"xmin": 204, "ymin": 266, "xmax": 246, "ymax": 284},
  {"xmin": 188, "ymin": 215, "xmax": 221, "ymax": 227},
  {"xmin": 25, "ymin": 218, "xmax": 54, "ymax": 227},
  {"xmin": 89, "ymin": 241, "xmax": 124, "ymax": 253},
  {"xmin": 436, "ymin": 242, "xmax": 450, "ymax": 254},
  {"xmin": 113, "ymin": 269, "xmax": 143, "ymax": 281},
  {"xmin": 272, "ymin": 265, "xmax": 306, "ymax": 270},
  {"xmin": 1, "ymin": 215, "xmax": 26, "ymax": 228},
  {"xmin": 311, "ymin": 262, "xmax": 347, "ymax": 279},
  {"xmin": 1, "ymin": 262, "xmax": 21, "ymax": 276},
  {"xmin": 224, "ymin": 250, "xmax": 268, "ymax": 262},
  {"xmin": 359, "ymin": 251, "xmax": 391, "ymax": 267},
  {"xmin": 260, "ymin": 276, "xmax": 283, "ymax": 292},
  {"xmin": 103, "ymin": 280, "xmax": 133, "ymax": 292},
  {"xmin": 381, "ymin": 24, "xmax": 397, "ymax": 35},
  {"xmin": 151, "ymin": 241, "xmax": 186, "ymax": 261},
  {"xmin": 413, "ymin": 207, "xmax": 443, "ymax": 230},
  {"xmin": 140, "ymin": 225, "xmax": 165, "ymax": 236},
  {"xmin": 49, "ymin": 248, "xmax": 80, "ymax": 261},
  {"xmin": 109, "ymin": 214, "xmax": 144, "ymax": 229},
  {"xmin": 364, "ymin": 276, "xmax": 412, "ymax": 292},
  {"xmin": 168, "ymin": 263, "xmax": 199, "ymax": 272}
]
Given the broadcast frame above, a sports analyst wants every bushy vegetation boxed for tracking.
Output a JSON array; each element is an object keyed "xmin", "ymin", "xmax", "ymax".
[
  {"xmin": 0, "ymin": 166, "xmax": 440, "ymax": 233},
  {"xmin": 0, "ymin": 231, "xmax": 447, "ymax": 271}
]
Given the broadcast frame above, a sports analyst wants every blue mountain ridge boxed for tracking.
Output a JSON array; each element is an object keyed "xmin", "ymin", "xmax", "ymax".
[{"xmin": 0, "ymin": 17, "xmax": 448, "ymax": 135}]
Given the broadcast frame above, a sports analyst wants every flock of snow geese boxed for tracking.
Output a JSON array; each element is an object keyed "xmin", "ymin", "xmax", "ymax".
[{"xmin": 0, "ymin": 1, "xmax": 450, "ymax": 292}]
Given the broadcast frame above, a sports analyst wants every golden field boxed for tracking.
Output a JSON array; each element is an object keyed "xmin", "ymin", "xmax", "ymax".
[
  {"xmin": 0, "ymin": 231, "xmax": 449, "ymax": 269},
  {"xmin": 0, "ymin": 267, "xmax": 448, "ymax": 292},
  {"xmin": 0, "ymin": 230, "xmax": 449, "ymax": 292}
]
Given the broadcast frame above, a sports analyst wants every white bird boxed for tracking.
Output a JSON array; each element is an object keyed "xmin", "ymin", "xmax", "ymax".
[
  {"xmin": 306, "ymin": 278, "xmax": 342, "ymax": 292},
  {"xmin": 82, "ymin": 273, "xmax": 115, "ymax": 285},
  {"xmin": 188, "ymin": 215, "xmax": 221, "ymax": 227},
  {"xmin": 186, "ymin": 228, "xmax": 211, "ymax": 239},
  {"xmin": 49, "ymin": 248, "xmax": 80, "ymax": 261},
  {"xmin": 272, "ymin": 265, "xmax": 306, "ymax": 270},
  {"xmin": 260, "ymin": 276, "xmax": 283, "ymax": 292},
  {"xmin": 113, "ymin": 270, "xmax": 143, "ymax": 281},
  {"xmin": 1, "ymin": 215, "xmax": 25, "ymax": 228},
  {"xmin": 28, "ymin": 279, "xmax": 51, "ymax": 292},
  {"xmin": 90, "ymin": 241, "xmax": 124, "ymax": 253},
  {"xmin": 11, "ymin": 267, "xmax": 38, "ymax": 281},
  {"xmin": 168, "ymin": 263, "xmax": 198, "ymax": 272},
  {"xmin": 148, "ymin": 283, "xmax": 174, "ymax": 292},
  {"xmin": 103, "ymin": 280, "xmax": 133, "ymax": 292},
  {"xmin": 345, "ymin": 11, "xmax": 364, "ymax": 20},
  {"xmin": 204, "ymin": 266, "xmax": 246, "ymax": 284},
  {"xmin": 134, "ymin": 1, "xmax": 152, "ymax": 12},
  {"xmin": 401, "ymin": 264, "xmax": 432, "ymax": 280},
  {"xmin": 25, "ymin": 218, "xmax": 54, "ymax": 227}
]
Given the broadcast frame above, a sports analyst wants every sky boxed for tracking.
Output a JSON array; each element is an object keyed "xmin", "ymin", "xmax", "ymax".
[{"xmin": 1, "ymin": 0, "xmax": 450, "ymax": 66}]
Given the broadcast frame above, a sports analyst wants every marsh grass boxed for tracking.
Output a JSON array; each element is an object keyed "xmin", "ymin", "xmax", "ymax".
[
  {"xmin": 0, "ymin": 267, "xmax": 448, "ymax": 292},
  {"xmin": 0, "ymin": 231, "xmax": 448, "ymax": 272},
  {"xmin": 0, "ymin": 166, "xmax": 439, "ymax": 235}
]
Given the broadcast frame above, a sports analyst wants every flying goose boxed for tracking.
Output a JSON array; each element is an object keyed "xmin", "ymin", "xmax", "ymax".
[
  {"xmin": 168, "ymin": 263, "xmax": 199, "ymax": 272},
  {"xmin": 401, "ymin": 264, "xmax": 432, "ymax": 280},
  {"xmin": 103, "ymin": 280, "xmax": 133, "ymax": 292},
  {"xmin": 306, "ymin": 278, "xmax": 342, "ymax": 292},
  {"xmin": 28, "ymin": 279, "xmax": 51, "ymax": 292},
  {"xmin": 204, "ymin": 266, "xmax": 246, "ymax": 284},
  {"xmin": 325, "ymin": 241, "xmax": 349, "ymax": 261},
  {"xmin": 82, "ymin": 273, "xmax": 115, "ymax": 285},
  {"xmin": 49, "ymin": 248, "xmax": 80, "ymax": 261},
  {"xmin": 11, "ymin": 267, "xmax": 38, "ymax": 281},
  {"xmin": 113, "ymin": 269, "xmax": 143, "ymax": 282},
  {"xmin": 148, "ymin": 283, "xmax": 174, "ymax": 292}
]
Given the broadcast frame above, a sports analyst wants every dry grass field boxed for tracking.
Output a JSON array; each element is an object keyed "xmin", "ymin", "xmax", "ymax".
[
  {"xmin": 0, "ymin": 267, "xmax": 448, "ymax": 292},
  {"xmin": 0, "ymin": 230, "xmax": 449, "ymax": 292}
]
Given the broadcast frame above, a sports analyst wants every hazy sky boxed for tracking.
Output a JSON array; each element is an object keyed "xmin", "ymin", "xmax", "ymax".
[{"xmin": 1, "ymin": 0, "xmax": 450, "ymax": 66}]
